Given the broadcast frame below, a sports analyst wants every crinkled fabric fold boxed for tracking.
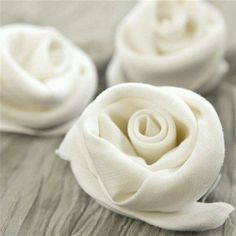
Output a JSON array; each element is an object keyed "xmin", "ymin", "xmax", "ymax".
[
  {"xmin": 0, "ymin": 24, "xmax": 97, "ymax": 136},
  {"xmin": 107, "ymin": 0, "xmax": 227, "ymax": 93},
  {"xmin": 57, "ymin": 83, "xmax": 234, "ymax": 231}
]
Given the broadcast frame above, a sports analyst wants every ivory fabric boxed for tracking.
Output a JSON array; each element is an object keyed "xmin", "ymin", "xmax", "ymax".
[
  {"xmin": 107, "ymin": 0, "xmax": 227, "ymax": 93},
  {"xmin": 57, "ymin": 83, "xmax": 234, "ymax": 231},
  {"xmin": 0, "ymin": 24, "xmax": 97, "ymax": 136}
]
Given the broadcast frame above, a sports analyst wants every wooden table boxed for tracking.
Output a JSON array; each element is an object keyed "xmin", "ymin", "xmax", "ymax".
[{"xmin": 1, "ymin": 1, "xmax": 235, "ymax": 235}]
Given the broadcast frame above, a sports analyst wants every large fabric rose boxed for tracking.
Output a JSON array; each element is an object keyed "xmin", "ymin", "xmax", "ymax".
[
  {"xmin": 0, "ymin": 24, "xmax": 97, "ymax": 136},
  {"xmin": 57, "ymin": 83, "xmax": 234, "ymax": 231},
  {"xmin": 107, "ymin": 0, "xmax": 227, "ymax": 93}
]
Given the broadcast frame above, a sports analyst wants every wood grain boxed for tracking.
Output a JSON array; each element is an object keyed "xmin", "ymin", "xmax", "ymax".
[{"xmin": 0, "ymin": 1, "xmax": 235, "ymax": 235}]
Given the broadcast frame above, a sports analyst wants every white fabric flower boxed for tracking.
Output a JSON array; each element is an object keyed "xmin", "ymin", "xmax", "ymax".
[
  {"xmin": 0, "ymin": 24, "xmax": 97, "ymax": 136},
  {"xmin": 57, "ymin": 83, "xmax": 234, "ymax": 231},
  {"xmin": 107, "ymin": 0, "xmax": 227, "ymax": 93}
]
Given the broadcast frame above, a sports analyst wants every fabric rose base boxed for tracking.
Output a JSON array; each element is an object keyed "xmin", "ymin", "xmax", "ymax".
[
  {"xmin": 0, "ymin": 24, "xmax": 97, "ymax": 136},
  {"xmin": 57, "ymin": 83, "xmax": 234, "ymax": 231},
  {"xmin": 107, "ymin": 0, "xmax": 228, "ymax": 93}
]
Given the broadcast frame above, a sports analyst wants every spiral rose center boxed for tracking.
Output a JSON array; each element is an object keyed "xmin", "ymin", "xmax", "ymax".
[
  {"xmin": 137, "ymin": 115, "xmax": 161, "ymax": 137},
  {"xmin": 8, "ymin": 31, "xmax": 68, "ymax": 81},
  {"xmin": 156, "ymin": 1, "xmax": 187, "ymax": 36},
  {"xmin": 154, "ymin": 0, "xmax": 200, "ymax": 53},
  {"xmin": 128, "ymin": 109, "xmax": 177, "ymax": 164}
]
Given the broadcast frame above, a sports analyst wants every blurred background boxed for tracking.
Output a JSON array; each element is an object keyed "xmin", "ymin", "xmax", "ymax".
[
  {"xmin": 1, "ymin": 0, "xmax": 236, "ymax": 89},
  {"xmin": 1, "ymin": 1, "xmax": 136, "ymax": 81}
]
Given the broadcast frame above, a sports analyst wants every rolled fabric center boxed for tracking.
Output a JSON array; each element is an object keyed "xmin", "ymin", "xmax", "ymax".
[
  {"xmin": 128, "ymin": 109, "xmax": 176, "ymax": 164},
  {"xmin": 23, "ymin": 35, "xmax": 69, "ymax": 80},
  {"xmin": 154, "ymin": 0, "xmax": 201, "ymax": 53}
]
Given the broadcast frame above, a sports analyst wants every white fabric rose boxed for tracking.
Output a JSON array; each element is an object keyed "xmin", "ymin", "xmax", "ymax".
[
  {"xmin": 107, "ymin": 0, "xmax": 227, "ymax": 93},
  {"xmin": 57, "ymin": 83, "xmax": 234, "ymax": 231},
  {"xmin": 0, "ymin": 24, "xmax": 97, "ymax": 136}
]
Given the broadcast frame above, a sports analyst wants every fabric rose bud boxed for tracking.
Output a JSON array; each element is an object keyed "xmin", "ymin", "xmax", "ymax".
[
  {"xmin": 57, "ymin": 83, "xmax": 234, "ymax": 231},
  {"xmin": 0, "ymin": 24, "xmax": 97, "ymax": 136},
  {"xmin": 107, "ymin": 0, "xmax": 227, "ymax": 93}
]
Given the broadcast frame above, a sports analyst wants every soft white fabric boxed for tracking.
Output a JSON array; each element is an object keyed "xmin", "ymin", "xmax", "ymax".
[
  {"xmin": 0, "ymin": 24, "xmax": 97, "ymax": 136},
  {"xmin": 57, "ymin": 83, "xmax": 234, "ymax": 231},
  {"xmin": 107, "ymin": 0, "xmax": 227, "ymax": 93}
]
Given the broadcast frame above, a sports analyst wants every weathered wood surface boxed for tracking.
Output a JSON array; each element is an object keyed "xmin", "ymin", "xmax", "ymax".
[{"xmin": 0, "ymin": 1, "xmax": 236, "ymax": 235}]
